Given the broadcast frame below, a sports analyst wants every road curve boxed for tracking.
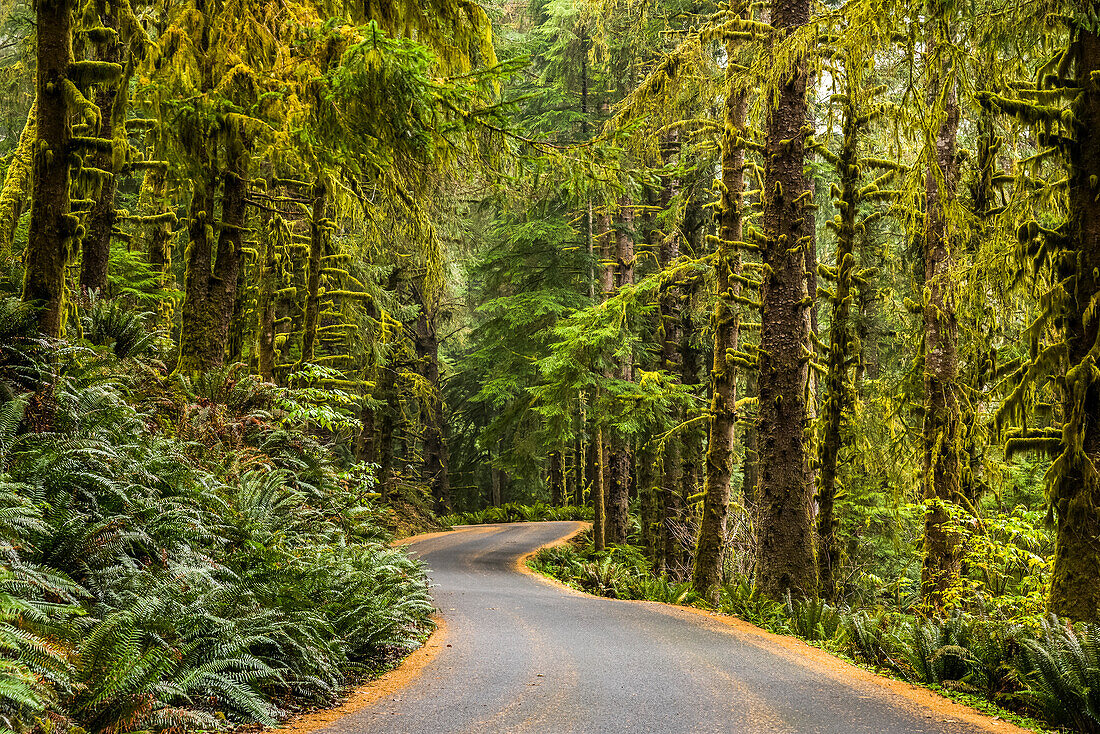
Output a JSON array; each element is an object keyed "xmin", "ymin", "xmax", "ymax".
[{"xmin": 323, "ymin": 522, "xmax": 1027, "ymax": 734}]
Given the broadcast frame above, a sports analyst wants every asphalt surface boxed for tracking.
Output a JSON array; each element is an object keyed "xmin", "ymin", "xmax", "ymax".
[{"xmin": 324, "ymin": 521, "xmax": 1021, "ymax": 734}]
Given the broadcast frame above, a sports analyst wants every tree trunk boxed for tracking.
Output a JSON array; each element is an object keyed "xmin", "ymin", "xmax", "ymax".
[
  {"xmin": 144, "ymin": 167, "xmax": 175, "ymax": 328},
  {"xmin": 24, "ymin": 0, "xmax": 73, "ymax": 336},
  {"xmin": 816, "ymin": 92, "xmax": 861, "ymax": 601},
  {"xmin": 658, "ymin": 134, "xmax": 683, "ymax": 577},
  {"xmin": 356, "ymin": 397, "xmax": 376, "ymax": 463},
  {"xmin": 919, "ymin": 30, "xmax": 963, "ymax": 611},
  {"xmin": 378, "ymin": 367, "xmax": 397, "ymax": 501},
  {"xmin": 0, "ymin": 101, "xmax": 35, "ymax": 261},
  {"xmin": 607, "ymin": 197, "xmax": 635, "ymax": 545},
  {"xmin": 679, "ymin": 274, "xmax": 703, "ymax": 577},
  {"xmin": 80, "ymin": 0, "xmax": 121, "ymax": 298},
  {"xmin": 754, "ymin": 0, "xmax": 817, "ymax": 599},
  {"xmin": 692, "ymin": 66, "xmax": 747, "ymax": 601},
  {"xmin": 491, "ymin": 453, "xmax": 502, "ymax": 507},
  {"xmin": 414, "ymin": 286, "xmax": 451, "ymax": 513},
  {"xmin": 177, "ymin": 137, "xmax": 250, "ymax": 373},
  {"xmin": 255, "ymin": 201, "xmax": 282, "ymax": 381},
  {"xmin": 549, "ymin": 451, "xmax": 564, "ymax": 506},
  {"xmin": 301, "ymin": 181, "xmax": 328, "ymax": 363},
  {"xmin": 594, "ymin": 424, "xmax": 607, "ymax": 551},
  {"xmin": 1046, "ymin": 29, "xmax": 1100, "ymax": 621},
  {"xmin": 592, "ymin": 210, "xmax": 614, "ymax": 549}
]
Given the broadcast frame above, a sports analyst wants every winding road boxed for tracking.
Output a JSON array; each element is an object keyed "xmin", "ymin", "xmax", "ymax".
[{"xmin": 321, "ymin": 522, "xmax": 1029, "ymax": 734}]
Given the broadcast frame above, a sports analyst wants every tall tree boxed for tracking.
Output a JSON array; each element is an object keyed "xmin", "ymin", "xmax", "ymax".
[
  {"xmin": 692, "ymin": 19, "xmax": 748, "ymax": 601},
  {"xmin": 918, "ymin": 14, "xmax": 963, "ymax": 610},
  {"xmin": 754, "ymin": 0, "xmax": 817, "ymax": 598}
]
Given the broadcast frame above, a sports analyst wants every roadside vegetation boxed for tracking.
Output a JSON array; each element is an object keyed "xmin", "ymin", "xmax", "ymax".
[
  {"xmin": 0, "ymin": 298, "xmax": 434, "ymax": 733},
  {"xmin": 442, "ymin": 503, "xmax": 593, "ymax": 527}
]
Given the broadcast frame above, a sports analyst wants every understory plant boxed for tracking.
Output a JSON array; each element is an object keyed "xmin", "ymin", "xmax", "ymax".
[{"xmin": 0, "ymin": 298, "xmax": 435, "ymax": 734}]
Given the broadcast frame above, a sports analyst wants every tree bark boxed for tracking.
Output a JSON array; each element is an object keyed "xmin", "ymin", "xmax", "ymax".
[
  {"xmin": 754, "ymin": 0, "xmax": 817, "ymax": 599},
  {"xmin": 177, "ymin": 136, "xmax": 250, "ymax": 373},
  {"xmin": 24, "ymin": 0, "xmax": 74, "ymax": 336},
  {"xmin": 816, "ymin": 90, "xmax": 861, "ymax": 601},
  {"xmin": 692, "ymin": 62, "xmax": 747, "ymax": 601},
  {"xmin": 0, "ymin": 101, "xmax": 35, "ymax": 261},
  {"xmin": 414, "ymin": 284, "xmax": 451, "ymax": 513},
  {"xmin": 378, "ymin": 366, "xmax": 397, "ymax": 501},
  {"xmin": 607, "ymin": 197, "xmax": 635, "ymax": 545},
  {"xmin": 1046, "ymin": 29, "xmax": 1100, "ymax": 621},
  {"xmin": 919, "ymin": 28, "xmax": 963, "ymax": 611},
  {"xmin": 301, "ymin": 181, "xmax": 328, "ymax": 363},
  {"xmin": 658, "ymin": 133, "xmax": 683, "ymax": 576},
  {"xmin": 80, "ymin": 0, "xmax": 122, "ymax": 297},
  {"xmin": 549, "ymin": 451, "xmax": 564, "ymax": 506}
]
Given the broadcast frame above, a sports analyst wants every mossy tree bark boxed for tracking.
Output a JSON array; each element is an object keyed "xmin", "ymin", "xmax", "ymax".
[
  {"xmin": 414, "ymin": 282, "xmax": 451, "ymax": 513},
  {"xmin": 80, "ymin": 0, "xmax": 122, "ymax": 297},
  {"xmin": 816, "ymin": 81, "xmax": 863, "ymax": 600},
  {"xmin": 549, "ymin": 451, "xmax": 564, "ymax": 506},
  {"xmin": 658, "ymin": 134, "xmax": 683, "ymax": 576},
  {"xmin": 692, "ymin": 58, "xmax": 748, "ymax": 602},
  {"xmin": 919, "ymin": 29, "xmax": 963, "ymax": 611},
  {"xmin": 24, "ymin": 0, "xmax": 74, "ymax": 336},
  {"xmin": 754, "ymin": 0, "xmax": 817, "ymax": 599},
  {"xmin": 1047, "ymin": 28, "xmax": 1100, "ymax": 622},
  {"xmin": 0, "ymin": 100, "xmax": 35, "ymax": 261},
  {"xmin": 591, "ymin": 209, "xmax": 614, "ymax": 551},
  {"xmin": 177, "ymin": 134, "xmax": 251, "ymax": 374},
  {"xmin": 255, "ymin": 174, "xmax": 283, "ymax": 382},
  {"xmin": 378, "ymin": 365, "xmax": 397, "ymax": 501},
  {"xmin": 607, "ymin": 197, "xmax": 635, "ymax": 545},
  {"xmin": 301, "ymin": 181, "xmax": 329, "ymax": 364}
]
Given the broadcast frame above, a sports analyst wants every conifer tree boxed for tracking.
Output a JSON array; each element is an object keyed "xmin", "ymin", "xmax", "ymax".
[
  {"xmin": 692, "ymin": 11, "xmax": 749, "ymax": 601},
  {"xmin": 754, "ymin": 0, "xmax": 817, "ymax": 598}
]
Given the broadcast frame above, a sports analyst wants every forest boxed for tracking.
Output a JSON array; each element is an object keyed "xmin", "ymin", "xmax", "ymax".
[{"xmin": 2, "ymin": 0, "xmax": 1100, "ymax": 730}]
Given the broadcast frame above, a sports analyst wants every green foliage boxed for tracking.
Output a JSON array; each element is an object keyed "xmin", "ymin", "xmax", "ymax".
[
  {"xmin": 784, "ymin": 594, "xmax": 843, "ymax": 643},
  {"xmin": 0, "ymin": 313, "xmax": 435, "ymax": 733},
  {"xmin": 1016, "ymin": 617, "xmax": 1100, "ymax": 732},
  {"xmin": 442, "ymin": 502, "xmax": 593, "ymax": 526}
]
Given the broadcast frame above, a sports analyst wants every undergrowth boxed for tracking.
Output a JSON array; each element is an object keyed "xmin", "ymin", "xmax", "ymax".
[
  {"xmin": 0, "ymin": 297, "xmax": 435, "ymax": 734},
  {"xmin": 441, "ymin": 502, "xmax": 592, "ymax": 527}
]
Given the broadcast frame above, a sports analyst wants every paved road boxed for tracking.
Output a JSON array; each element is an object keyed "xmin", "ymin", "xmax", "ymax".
[{"xmin": 326, "ymin": 522, "xmax": 1024, "ymax": 734}]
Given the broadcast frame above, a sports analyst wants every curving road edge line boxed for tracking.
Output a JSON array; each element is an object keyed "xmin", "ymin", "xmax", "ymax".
[
  {"xmin": 271, "ymin": 522, "xmax": 587, "ymax": 734},
  {"xmin": 517, "ymin": 526, "xmax": 1033, "ymax": 734}
]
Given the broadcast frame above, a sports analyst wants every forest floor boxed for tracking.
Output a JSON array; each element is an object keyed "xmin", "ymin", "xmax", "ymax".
[{"xmin": 288, "ymin": 521, "xmax": 1035, "ymax": 734}]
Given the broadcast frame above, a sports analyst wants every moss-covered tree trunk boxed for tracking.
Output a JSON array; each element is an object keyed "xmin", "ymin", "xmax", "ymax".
[
  {"xmin": 80, "ymin": 0, "xmax": 121, "ymax": 297},
  {"xmin": 549, "ymin": 451, "xmax": 564, "ymax": 506},
  {"xmin": 177, "ymin": 135, "xmax": 250, "ymax": 373},
  {"xmin": 679, "ymin": 272, "xmax": 703, "ymax": 576},
  {"xmin": 24, "ymin": 0, "xmax": 74, "ymax": 336},
  {"xmin": 255, "ymin": 175, "xmax": 282, "ymax": 382},
  {"xmin": 658, "ymin": 134, "xmax": 683, "ymax": 576},
  {"xmin": 592, "ymin": 210, "xmax": 614, "ymax": 550},
  {"xmin": 1048, "ymin": 28, "xmax": 1100, "ymax": 621},
  {"xmin": 414, "ymin": 285, "xmax": 451, "ymax": 513},
  {"xmin": 607, "ymin": 197, "xmax": 635, "ymax": 545},
  {"xmin": 754, "ymin": 0, "xmax": 817, "ymax": 599},
  {"xmin": 919, "ymin": 36, "xmax": 963, "ymax": 611},
  {"xmin": 816, "ymin": 94, "xmax": 860, "ymax": 601},
  {"xmin": 301, "ymin": 181, "xmax": 328, "ymax": 364},
  {"xmin": 0, "ymin": 101, "xmax": 35, "ymax": 261},
  {"xmin": 378, "ymin": 366, "xmax": 397, "ymax": 501},
  {"xmin": 692, "ymin": 66, "xmax": 747, "ymax": 601},
  {"xmin": 143, "ymin": 166, "xmax": 175, "ymax": 327}
]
